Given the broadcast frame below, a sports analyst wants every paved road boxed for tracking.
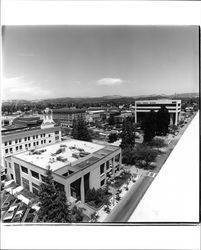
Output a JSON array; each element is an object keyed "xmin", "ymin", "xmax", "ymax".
[{"xmin": 104, "ymin": 113, "xmax": 197, "ymax": 222}]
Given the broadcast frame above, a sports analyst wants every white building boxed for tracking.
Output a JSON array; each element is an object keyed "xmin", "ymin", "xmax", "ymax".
[
  {"xmin": 6, "ymin": 139, "xmax": 121, "ymax": 204},
  {"xmin": 134, "ymin": 99, "xmax": 181, "ymax": 125},
  {"xmin": 1, "ymin": 108, "xmax": 62, "ymax": 168}
]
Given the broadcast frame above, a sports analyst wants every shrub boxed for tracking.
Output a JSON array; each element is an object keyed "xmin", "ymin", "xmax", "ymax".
[
  {"xmin": 104, "ymin": 206, "xmax": 111, "ymax": 213},
  {"xmin": 90, "ymin": 212, "xmax": 99, "ymax": 222},
  {"xmin": 116, "ymin": 193, "xmax": 121, "ymax": 201},
  {"xmin": 146, "ymin": 138, "xmax": 167, "ymax": 148}
]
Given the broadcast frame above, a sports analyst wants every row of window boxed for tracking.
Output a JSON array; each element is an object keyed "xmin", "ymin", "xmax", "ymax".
[
  {"xmin": 21, "ymin": 177, "xmax": 40, "ymax": 195},
  {"xmin": 21, "ymin": 165, "xmax": 47, "ymax": 183},
  {"xmin": 4, "ymin": 133, "xmax": 54, "ymax": 146},
  {"xmin": 100, "ymin": 154, "xmax": 121, "ymax": 175},
  {"xmin": 4, "ymin": 139, "xmax": 52, "ymax": 154},
  {"xmin": 22, "ymin": 175, "xmax": 64, "ymax": 196},
  {"xmin": 100, "ymin": 160, "xmax": 112, "ymax": 175}
]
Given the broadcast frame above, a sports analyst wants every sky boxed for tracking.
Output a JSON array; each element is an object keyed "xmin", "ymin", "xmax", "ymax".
[{"xmin": 2, "ymin": 26, "xmax": 199, "ymax": 100}]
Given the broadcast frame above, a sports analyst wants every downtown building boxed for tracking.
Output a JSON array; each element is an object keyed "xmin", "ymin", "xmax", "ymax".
[
  {"xmin": 5, "ymin": 139, "xmax": 121, "ymax": 205},
  {"xmin": 1, "ymin": 108, "xmax": 62, "ymax": 169},
  {"xmin": 134, "ymin": 99, "xmax": 181, "ymax": 125},
  {"xmin": 53, "ymin": 108, "xmax": 86, "ymax": 128}
]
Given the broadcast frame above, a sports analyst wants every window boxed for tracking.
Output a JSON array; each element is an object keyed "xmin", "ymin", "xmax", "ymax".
[
  {"xmin": 16, "ymin": 146, "xmax": 19, "ymax": 151},
  {"xmin": 100, "ymin": 179, "xmax": 105, "ymax": 186},
  {"xmin": 22, "ymin": 177, "xmax": 30, "ymax": 190},
  {"xmin": 28, "ymin": 137, "xmax": 30, "ymax": 141},
  {"xmin": 32, "ymin": 182, "xmax": 40, "ymax": 195},
  {"xmin": 9, "ymin": 141, "xmax": 12, "ymax": 145},
  {"xmin": 41, "ymin": 174, "xmax": 47, "ymax": 183},
  {"xmin": 15, "ymin": 139, "xmax": 18, "ymax": 143},
  {"xmin": 25, "ymin": 144, "xmax": 28, "ymax": 148},
  {"xmin": 32, "ymin": 182, "xmax": 39, "ymax": 188},
  {"xmin": 36, "ymin": 135, "xmax": 38, "ymax": 139},
  {"xmin": 55, "ymin": 131, "xmax": 59, "ymax": 135},
  {"xmin": 55, "ymin": 136, "xmax": 60, "ymax": 141},
  {"xmin": 41, "ymin": 140, "xmax": 43, "ymax": 144},
  {"xmin": 5, "ymin": 149, "xmax": 8, "ymax": 154},
  {"xmin": 33, "ymin": 136, "xmax": 35, "ymax": 139},
  {"xmin": 19, "ymin": 139, "xmax": 22, "ymax": 143},
  {"xmin": 28, "ymin": 143, "xmax": 31, "ymax": 147},
  {"xmin": 100, "ymin": 163, "xmax": 105, "ymax": 175},
  {"xmin": 106, "ymin": 161, "xmax": 110, "ymax": 170},
  {"xmin": 31, "ymin": 170, "xmax": 39, "ymax": 179},
  {"xmin": 44, "ymin": 140, "xmax": 46, "ymax": 144},
  {"xmin": 33, "ymin": 142, "xmax": 36, "ymax": 146},
  {"xmin": 49, "ymin": 134, "xmax": 51, "ymax": 137},
  {"xmin": 21, "ymin": 166, "xmax": 28, "ymax": 174},
  {"xmin": 10, "ymin": 148, "xmax": 13, "ymax": 153},
  {"xmin": 4, "ymin": 142, "xmax": 8, "ymax": 146},
  {"xmin": 24, "ymin": 137, "xmax": 27, "ymax": 141},
  {"xmin": 9, "ymin": 163, "xmax": 11, "ymax": 168},
  {"xmin": 49, "ymin": 140, "xmax": 51, "ymax": 143},
  {"xmin": 20, "ymin": 145, "xmax": 22, "ymax": 150},
  {"xmin": 11, "ymin": 174, "xmax": 14, "ymax": 179},
  {"xmin": 36, "ymin": 141, "xmax": 39, "ymax": 145},
  {"xmin": 43, "ymin": 133, "xmax": 45, "ymax": 137}
]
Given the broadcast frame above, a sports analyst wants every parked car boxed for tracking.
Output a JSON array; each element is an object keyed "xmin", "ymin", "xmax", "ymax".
[
  {"xmin": 12, "ymin": 209, "xmax": 24, "ymax": 223},
  {"xmin": 1, "ymin": 201, "xmax": 10, "ymax": 211},
  {"xmin": 3, "ymin": 205, "xmax": 18, "ymax": 222}
]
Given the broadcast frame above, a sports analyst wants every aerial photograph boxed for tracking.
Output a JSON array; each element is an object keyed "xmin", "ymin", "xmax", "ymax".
[{"xmin": 1, "ymin": 25, "xmax": 199, "ymax": 224}]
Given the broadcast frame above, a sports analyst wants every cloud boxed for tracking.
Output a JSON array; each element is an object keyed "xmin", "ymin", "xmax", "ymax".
[
  {"xmin": 2, "ymin": 76, "xmax": 51, "ymax": 100},
  {"xmin": 97, "ymin": 78, "xmax": 125, "ymax": 86}
]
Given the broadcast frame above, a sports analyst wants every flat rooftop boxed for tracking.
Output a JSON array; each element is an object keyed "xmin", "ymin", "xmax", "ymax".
[
  {"xmin": 135, "ymin": 99, "xmax": 181, "ymax": 104},
  {"xmin": 14, "ymin": 139, "xmax": 119, "ymax": 172}
]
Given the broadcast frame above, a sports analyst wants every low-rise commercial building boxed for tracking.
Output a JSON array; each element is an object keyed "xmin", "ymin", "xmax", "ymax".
[
  {"xmin": 134, "ymin": 99, "xmax": 181, "ymax": 125},
  {"xmin": 86, "ymin": 110, "xmax": 107, "ymax": 123},
  {"xmin": 6, "ymin": 139, "xmax": 122, "ymax": 204},
  {"xmin": 53, "ymin": 108, "xmax": 86, "ymax": 128}
]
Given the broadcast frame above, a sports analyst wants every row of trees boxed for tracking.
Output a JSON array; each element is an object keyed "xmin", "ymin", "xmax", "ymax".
[
  {"xmin": 71, "ymin": 118, "xmax": 92, "ymax": 142},
  {"xmin": 119, "ymin": 107, "xmax": 169, "ymax": 169},
  {"xmin": 142, "ymin": 105, "xmax": 170, "ymax": 142}
]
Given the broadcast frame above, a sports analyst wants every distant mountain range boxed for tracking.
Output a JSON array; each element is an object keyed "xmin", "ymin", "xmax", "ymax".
[{"xmin": 2, "ymin": 92, "xmax": 199, "ymax": 105}]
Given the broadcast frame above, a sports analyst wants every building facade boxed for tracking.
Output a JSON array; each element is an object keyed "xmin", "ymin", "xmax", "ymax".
[
  {"xmin": 134, "ymin": 99, "xmax": 181, "ymax": 125},
  {"xmin": 53, "ymin": 109, "xmax": 86, "ymax": 128},
  {"xmin": 1, "ymin": 108, "xmax": 62, "ymax": 168},
  {"xmin": 86, "ymin": 110, "xmax": 107, "ymax": 123},
  {"xmin": 6, "ymin": 140, "xmax": 122, "ymax": 204}
]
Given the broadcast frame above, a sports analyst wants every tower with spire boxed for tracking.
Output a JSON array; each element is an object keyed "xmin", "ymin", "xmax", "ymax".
[{"xmin": 41, "ymin": 108, "xmax": 55, "ymax": 129}]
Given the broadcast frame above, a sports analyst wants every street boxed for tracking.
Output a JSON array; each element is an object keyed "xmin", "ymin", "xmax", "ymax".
[{"xmin": 104, "ymin": 113, "xmax": 196, "ymax": 222}]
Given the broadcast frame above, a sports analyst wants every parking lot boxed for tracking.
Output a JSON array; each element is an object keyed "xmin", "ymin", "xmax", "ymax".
[
  {"xmin": 1, "ymin": 180, "xmax": 39, "ymax": 224},
  {"xmin": 1, "ymin": 191, "xmax": 38, "ymax": 223}
]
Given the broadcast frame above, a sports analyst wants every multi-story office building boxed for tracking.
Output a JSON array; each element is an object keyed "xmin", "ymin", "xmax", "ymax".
[
  {"xmin": 1, "ymin": 108, "xmax": 62, "ymax": 167},
  {"xmin": 53, "ymin": 108, "xmax": 86, "ymax": 128},
  {"xmin": 86, "ymin": 110, "xmax": 107, "ymax": 123},
  {"xmin": 6, "ymin": 139, "xmax": 121, "ymax": 204},
  {"xmin": 134, "ymin": 99, "xmax": 181, "ymax": 125}
]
